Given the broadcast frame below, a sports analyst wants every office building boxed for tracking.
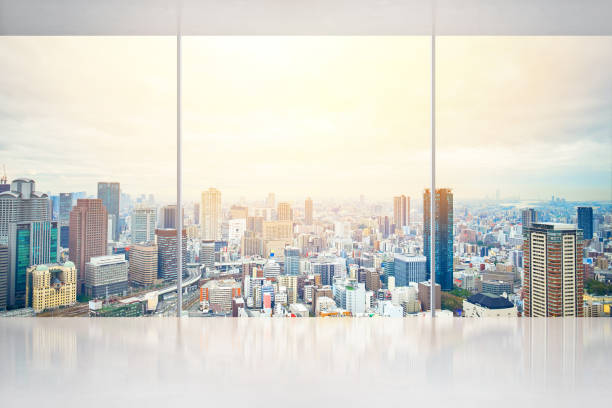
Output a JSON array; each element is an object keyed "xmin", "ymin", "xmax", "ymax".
[
  {"xmin": 0, "ymin": 245, "xmax": 7, "ymax": 310},
  {"xmin": 129, "ymin": 244, "xmax": 158, "ymax": 286},
  {"xmin": 393, "ymin": 195, "xmax": 409, "ymax": 228},
  {"xmin": 277, "ymin": 202, "xmax": 292, "ymax": 222},
  {"xmin": 523, "ymin": 223, "xmax": 584, "ymax": 317},
  {"xmin": 345, "ymin": 283, "xmax": 366, "ymax": 316},
  {"xmin": 58, "ymin": 192, "xmax": 72, "ymax": 226},
  {"xmin": 155, "ymin": 229, "xmax": 187, "ymax": 280},
  {"xmin": 201, "ymin": 279, "xmax": 241, "ymax": 314},
  {"xmin": 201, "ymin": 188, "xmax": 222, "ymax": 240},
  {"xmin": 97, "ymin": 182, "xmax": 120, "ymax": 241},
  {"xmin": 577, "ymin": 207, "xmax": 593, "ymax": 240},
  {"xmin": 418, "ymin": 281, "xmax": 441, "ymax": 311},
  {"xmin": 161, "ymin": 204, "xmax": 180, "ymax": 229},
  {"xmin": 69, "ymin": 199, "xmax": 107, "ymax": 293},
  {"xmin": 7, "ymin": 220, "xmax": 59, "ymax": 309},
  {"xmin": 193, "ymin": 203, "xmax": 200, "ymax": 225},
  {"xmin": 284, "ymin": 247, "xmax": 300, "ymax": 275},
  {"xmin": 278, "ymin": 275, "xmax": 298, "ymax": 304},
  {"xmin": 424, "ymin": 188, "xmax": 454, "ymax": 291},
  {"xmin": 84, "ymin": 254, "xmax": 128, "ymax": 298},
  {"xmin": 229, "ymin": 205, "xmax": 248, "ymax": 219},
  {"xmin": 241, "ymin": 231, "xmax": 264, "ymax": 257},
  {"xmin": 263, "ymin": 220, "xmax": 292, "ymax": 241},
  {"xmin": 26, "ymin": 262, "xmax": 77, "ymax": 313},
  {"xmin": 521, "ymin": 208, "xmax": 538, "ymax": 229},
  {"xmin": 131, "ymin": 206, "xmax": 157, "ymax": 244},
  {"xmin": 313, "ymin": 262, "xmax": 336, "ymax": 286},
  {"xmin": 263, "ymin": 258, "xmax": 281, "ymax": 279},
  {"xmin": 305, "ymin": 197, "xmax": 313, "ymax": 225},
  {"xmin": 365, "ymin": 269, "xmax": 382, "ymax": 292},
  {"xmin": 393, "ymin": 254, "xmax": 427, "ymax": 286},
  {"xmin": 200, "ymin": 240, "xmax": 215, "ymax": 270},
  {"xmin": 0, "ymin": 179, "xmax": 51, "ymax": 244},
  {"xmin": 481, "ymin": 280, "xmax": 513, "ymax": 296}
]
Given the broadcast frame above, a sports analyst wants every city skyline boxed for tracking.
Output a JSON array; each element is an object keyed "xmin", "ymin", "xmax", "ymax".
[{"xmin": 0, "ymin": 36, "xmax": 610, "ymax": 202}]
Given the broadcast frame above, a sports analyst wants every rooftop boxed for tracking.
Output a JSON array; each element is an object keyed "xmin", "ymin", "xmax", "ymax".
[{"xmin": 467, "ymin": 293, "xmax": 514, "ymax": 309}]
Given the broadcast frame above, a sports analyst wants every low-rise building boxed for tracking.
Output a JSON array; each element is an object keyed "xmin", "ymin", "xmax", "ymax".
[
  {"xmin": 462, "ymin": 293, "xmax": 517, "ymax": 317},
  {"xmin": 26, "ymin": 262, "xmax": 77, "ymax": 313},
  {"xmin": 84, "ymin": 254, "xmax": 128, "ymax": 298}
]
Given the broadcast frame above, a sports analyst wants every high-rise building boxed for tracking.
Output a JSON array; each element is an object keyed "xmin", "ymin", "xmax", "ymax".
[
  {"xmin": 523, "ymin": 223, "xmax": 584, "ymax": 317},
  {"xmin": 199, "ymin": 240, "xmax": 215, "ymax": 271},
  {"xmin": 58, "ymin": 192, "xmax": 73, "ymax": 226},
  {"xmin": 97, "ymin": 182, "xmax": 120, "ymax": 241},
  {"xmin": 313, "ymin": 262, "xmax": 336, "ymax": 286},
  {"xmin": 0, "ymin": 245, "xmax": 8, "ymax": 310},
  {"xmin": 161, "ymin": 204, "xmax": 182, "ymax": 229},
  {"xmin": 0, "ymin": 179, "xmax": 51, "ymax": 244},
  {"xmin": 263, "ymin": 258, "xmax": 281, "ymax": 279},
  {"xmin": 201, "ymin": 188, "xmax": 222, "ymax": 240},
  {"xmin": 69, "ymin": 199, "xmax": 107, "ymax": 293},
  {"xmin": 365, "ymin": 269, "xmax": 382, "ymax": 292},
  {"xmin": 241, "ymin": 231, "xmax": 264, "ymax": 257},
  {"xmin": 393, "ymin": 195, "xmax": 409, "ymax": 228},
  {"xmin": 155, "ymin": 229, "xmax": 187, "ymax": 281},
  {"xmin": 262, "ymin": 220, "xmax": 292, "ymax": 241},
  {"xmin": 131, "ymin": 206, "xmax": 157, "ymax": 244},
  {"xmin": 424, "ymin": 188, "xmax": 454, "ymax": 291},
  {"xmin": 284, "ymin": 247, "xmax": 300, "ymax": 275},
  {"xmin": 521, "ymin": 208, "xmax": 538, "ymax": 229},
  {"xmin": 1, "ymin": 179, "xmax": 59, "ymax": 309},
  {"xmin": 26, "ymin": 262, "xmax": 77, "ymax": 313},
  {"xmin": 577, "ymin": 207, "xmax": 593, "ymax": 240},
  {"xmin": 266, "ymin": 192, "xmax": 275, "ymax": 209},
  {"xmin": 393, "ymin": 255, "xmax": 427, "ymax": 286},
  {"xmin": 128, "ymin": 244, "xmax": 158, "ymax": 286},
  {"xmin": 84, "ymin": 254, "xmax": 128, "ymax": 298},
  {"xmin": 277, "ymin": 202, "xmax": 292, "ymax": 221},
  {"xmin": 304, "ymin": 197, "xmax": 313, "ymax": 225},
  {"xmin": 193, "ymin": 203, "xmax": 200, "ymax": 225}
]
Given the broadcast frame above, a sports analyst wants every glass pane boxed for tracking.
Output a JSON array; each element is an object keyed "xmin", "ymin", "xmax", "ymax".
[
  {"xmin": 437, "ymin": 36, "xmax": 612, "ymax": 316},
  {"xmin": 0, "ymin": 36, "xmax": 176, "ymax": 315},
  {"xmin": 183, "ymin": 36, "xmax": 432, "ymax": 317}
]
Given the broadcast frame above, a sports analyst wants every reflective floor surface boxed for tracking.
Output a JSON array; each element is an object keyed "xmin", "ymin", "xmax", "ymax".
[{"xmin": 1, "ymin": 318, "xmax": 611, "ymax": 406}]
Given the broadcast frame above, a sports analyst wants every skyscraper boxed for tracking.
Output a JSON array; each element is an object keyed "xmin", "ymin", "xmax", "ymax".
[
  {"xmin": 201, "ymin": 188, "xmax": 222, "ymax": 240},
  {"xmin": 523, "ymin": 223, "xmax": 584, "ymax": 317},
  {"xmin": 577, "ymin": 207, "xmax": 593, "ymax": 240},
  {"xmin": 193, "ymin": 202, "xmax": 200, "ymax": 225},
  {"xmin": 97, "ymin": 182, "xmax": 120, "ymax": 241},
  {"xmin": 69, "ymin": 199, "xmax": 107, "ymax": 293},
  {"xmin": 423, "ymin": 188, "xmax": 454, "ymax": 291},
  {"xmin": 305, "ymin": 197, "xmax": 313, "ymax": 225},
  {"xmin": 131, "ymin": 206, "xmax": 157, "ymax": 244},
  {"xmin": 393, "ymin": 195, "xmax": 409, "ymax": 228},
  {"xmin": 0, "ymin": 178, "xmax": 51, "ymax": 244},
  {"xmin": 266, "ymin": 192, "xmax": 275, "ymax": 208},
  {"xmin": 161, "ymin": 205, "xmax": 179, "ymax": 229},
  {"xmin": 155, "ymin": 228, "xmax": 187, "ymax": 280},
  {"xmin": 277, "ymin": 202, "xmax": 292, "ymax": 221},
  {"xmin": 521, "ymin": 208, "xmax": 538, "ymax": 229},
  {"xmin": 0, "ymin": 245, "xmax": 8, "ymax": 310},
  {"xmin": 0, "ymin": 179, "xmax": 58, "ymax": 308},
  {"xmin": 58, "ymin": 192, "xmax": 73, "ymax": 225}
]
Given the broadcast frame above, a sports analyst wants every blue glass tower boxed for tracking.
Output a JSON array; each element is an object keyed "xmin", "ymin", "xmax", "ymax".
[
  {"xmin": 423, "ymin": 188, "xmax": 454, "ymax": 291},
  {"xmin": 577, "ymin": 207, "xmax": 593, "ymax": 240}
]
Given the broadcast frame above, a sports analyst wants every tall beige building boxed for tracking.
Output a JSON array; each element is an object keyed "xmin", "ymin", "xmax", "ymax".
[
  {"xmin": 393, "ymin": 195, "xmax": 410, "ymax": 228},
  {"xmin": 277, "ymin": 202, "xmax": 292, "ymax": 221},
  {"xmin": 26, "ymin": 262, "xmax": 77, "ymax": 313},
  {"xmin": 278, "ymin": 275, "xmax": 298, "ymax": 305},
  {"xmin": 263, "ymin": 220, "xmax": 292, "ymax": 241},
  {"xmin": 305, "ymin": 197, "xmax": 313, "ymax": 225},
  {"xmin": 129, "ymin": 244, "xmax": 158, "ymax": 286},
  {"xmin": 201, "ymin": 188, "xmax": 222, "ymax": 240}
]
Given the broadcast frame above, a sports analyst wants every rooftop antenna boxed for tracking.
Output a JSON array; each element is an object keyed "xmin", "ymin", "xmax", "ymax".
[{"xmin": 1, "ymin": 165, "xmax": 7, "ymax": 184}]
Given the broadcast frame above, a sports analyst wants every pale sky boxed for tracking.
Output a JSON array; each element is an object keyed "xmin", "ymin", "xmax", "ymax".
[{"xmin": 0, "ymin": 36, "xmax": 610, "ymax": 203}]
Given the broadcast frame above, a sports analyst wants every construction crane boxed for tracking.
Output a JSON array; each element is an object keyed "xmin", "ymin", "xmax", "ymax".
[{"xmin": 1, "ymin": 165, "xmax": 7, "ymax": 185}]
